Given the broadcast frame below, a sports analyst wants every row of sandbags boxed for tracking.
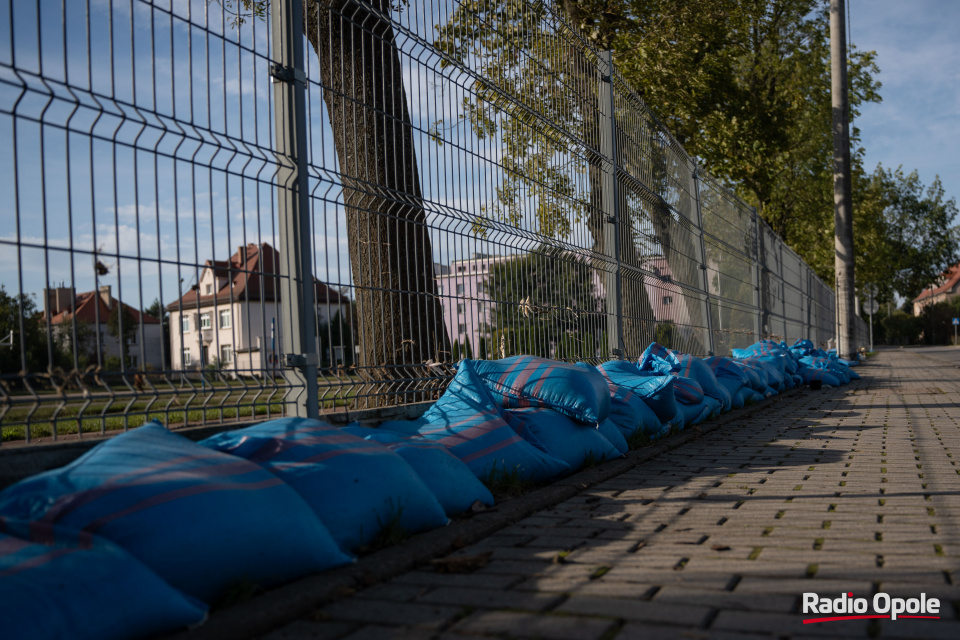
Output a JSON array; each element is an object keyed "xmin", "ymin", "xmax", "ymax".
[{"xmin": 0, "ymin": 339, "xmax": 859, "ymax": 640}]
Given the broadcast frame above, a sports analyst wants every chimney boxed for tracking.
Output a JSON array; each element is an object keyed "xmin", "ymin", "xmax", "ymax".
[
  {"xmin": 99, "ymin": 285, "xmax": 112, "ymax": 308},
  {"xmin": 44, "ymin": 285, "xmax": 76, "ymax": 319}
]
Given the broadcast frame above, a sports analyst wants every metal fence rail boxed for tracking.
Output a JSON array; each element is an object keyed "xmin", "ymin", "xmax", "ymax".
[{"xmin": 0, "ymin": 0, "xmax": 868, "ymax": 444}]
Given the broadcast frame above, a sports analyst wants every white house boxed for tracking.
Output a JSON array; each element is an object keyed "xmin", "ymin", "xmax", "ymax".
[
  {"xmin": 43, "ymin": 284, "xmax": 163, "ymax": 370},
  {"xmin": 166, "ymin": 243, "xmax": 350, "ymax": 376}
]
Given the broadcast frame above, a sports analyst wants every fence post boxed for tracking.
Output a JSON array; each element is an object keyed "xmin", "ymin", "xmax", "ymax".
[
  {"xmin": 599, "ymin": 51, "xmax": 625, "ymax": 359},
  {"xmin": 750, "ymin": 207, "xmax": 763, "ymax": 342},
  {"xmin": 778, "ymin": 240, "xmax": 787, "ymax": 343},
  {"xmin": 272, "ymin": 0, "xmax": 319, "ymax": 419},
  {"xmin": 692, "ymin": 163, "xmax": 716, "ymax": 356}
]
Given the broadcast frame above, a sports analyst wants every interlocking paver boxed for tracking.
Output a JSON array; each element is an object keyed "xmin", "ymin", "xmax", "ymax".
[{"xmin": 260, "ymin": 347, "xmax": 960, "ymax": 639}]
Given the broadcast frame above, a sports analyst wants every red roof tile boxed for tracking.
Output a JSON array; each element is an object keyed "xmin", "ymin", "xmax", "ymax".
[
  {"xmin": 165, "ymin": 243, "xmax": 347, "ymax": 312},
  {"xmin": 46, "ymin": 291, "xmax": 160, "ymax": 326},
  {"xmin": 913, "ymin": 263, "xmax": 960, "ymax": 303}
]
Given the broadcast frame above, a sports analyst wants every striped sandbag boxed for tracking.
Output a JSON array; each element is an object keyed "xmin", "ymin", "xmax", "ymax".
[
  {"xmin": 607, "ymin": 385, "xmax": 663, "ymax": 440},
  {"xmin": 471, "ymin": 356, "xmax": 611, "ymax": 424},
  {"xmin": 0, "ymin": 517, "xmax": 206, "ymax": 640},
  {"xmin": 340, "ymin": 426, "xmax": 495, "ymax": 517},
  {"xmin": 0, "ymin": 421, "xmax": 350, "ymax": 603},
  {"xmin": 676, "ymin": 355, "xmax": 728, "ymax": 409},
  {"xmin": 703, "ymin": 356, "xmax": 749, "ymax": 383},
  {"xmin": 672, "ymin": 375, "xmax": 705, "ymax": 405},
  {"xmin": 505, "ymin": 407, "xmax": 621, "ymax": 470},
  {"xmin": 202, "ymin": 418, "xmax": 449, "ymax": 552},
  {"xmin": 381, "ymin": 360, "xmax": 570, "ymax": 484},
  {"xmin": 596, "ymin": 360, "xmax": 677, "ymax": 423}
]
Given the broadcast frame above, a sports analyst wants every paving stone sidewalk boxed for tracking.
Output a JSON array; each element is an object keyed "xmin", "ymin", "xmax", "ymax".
[{"xmin": 266, "ymin": 347, "xmax": 960, "ymax": 640}]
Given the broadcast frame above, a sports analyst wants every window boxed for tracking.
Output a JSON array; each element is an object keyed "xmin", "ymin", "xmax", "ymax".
[
  {"xmin": 478, "ymin": 303, "xmax": 485, "ymax": 314},
  {"xmin": 458, "ymin": 323, "xmax": 466, "ymax": 334},
  {"xmin": 662, "ymin": 296, "xmax": 673, "ymax": 305},
  {"xmin": 181, "ymin": 316, "xmax": 191, "ymax": 333},
  {"xmin": 205, "ymin": 284, "xmax": 213, "ymax": 295},
  {"xmin": 457, "ymin": 303, "xmax": 464, "ymax": 314},
  {"xmin": 457, "ymin": 266, "xmax": 465, "ymax": 273},
  {"xmin": 182, "ymin": 349, "xmax": 192, "ymax": 366},
  {"xmin": 220, "ymin": 344, "xmax": 233, "ymax": 364},
  {"xmin": 456, "ymin": 284, "xmax": 465, "ymax": 295},
  {"xmin": 437, "ymin": 285, "xmax": 443, "ymax": 294},
  {"xmin": 219, "ymin": 309, "xmax": 231, "ymax": 329},
  {"xmin": 200, "ymin": 313, "xmax": 211, "ymax": 329}
]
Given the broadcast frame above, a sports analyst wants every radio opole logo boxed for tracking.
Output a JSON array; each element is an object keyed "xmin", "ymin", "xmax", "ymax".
[{"xmin": 802, "ymin": 592, "xmax": 941, "ymax": 624}]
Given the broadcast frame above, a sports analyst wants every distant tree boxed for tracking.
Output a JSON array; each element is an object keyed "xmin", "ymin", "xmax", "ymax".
[
  {"xmin": 0, "ymin": 285, "xmax": 46, "ymax": 376},
  {"xmin": 144, "ymin": 298, "xmax": 170, "ymax": 369},
  {"xmin": 483, "ymin": 247, "xmax": 604, "ymax": 359},
  {"xmin": 881, "ymin": 310, "xmax": 922, "ymax": 346}
]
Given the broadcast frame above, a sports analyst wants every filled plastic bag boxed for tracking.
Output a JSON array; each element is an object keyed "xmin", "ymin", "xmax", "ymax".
[
  {"xmin": 377, "ymin": 360, "xmax": 570, "ymax": 483},
  {"xmin": 202, "ymin": 418, "xmax": 449, "ymax": 551},
  {"xmin": 606, "ymin": 386, "xmax": 663, "ymax": 441},
  {"xmin": 677, "ymin": 354, "xmax": 730, "ymax": 411},
  {"xmin": 0, "ymin": 517, "xmax": 207, "ymax": 640},
  {"xmin": 597, "ymin": 360, "xmax": 678, "ymax": 423},
  {"xmin": 341, "ymin": 426, "xmax": 495, "ymax": 517},
  {"xmin": 597, "ymin": 419, "xmax": 630, "ymax": 454},
  {"xmin": 471, "ymin": 356, "xmax": 610, "ymax": 424},
  {"xmin": 506, "ymin": 408, "xmax": 621, "ymax": 470},
  {"xmin": 0, "ymin": 422, "xmax": 349, "ymax": 603}
]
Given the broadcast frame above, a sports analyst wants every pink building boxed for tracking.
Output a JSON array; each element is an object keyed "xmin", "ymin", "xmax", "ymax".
[{"xmin": 434, "ymin": 253, "xmax": 515, "ymax": 359}]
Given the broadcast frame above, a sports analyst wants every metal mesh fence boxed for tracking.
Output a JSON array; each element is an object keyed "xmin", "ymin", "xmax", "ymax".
[{"xmin": 0, "ymin": 0, "xmax": 868, "ymax": 444}]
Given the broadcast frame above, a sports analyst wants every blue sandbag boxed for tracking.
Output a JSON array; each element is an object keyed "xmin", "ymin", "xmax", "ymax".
[
  {"xmin": 471, "ymin": 356, "xmax": 610, "ymax": 424},
  {"xmin": 597, "ymin": 360, "xmax": 678, "ymax": 423},
  {"xmin": 506, "ymin": 408, "xmax": 621, "ymax": 470},
  {"xmin": 675, "ymin": 400, "xmax": 706, "ymax": 427},
  {"xmin": 676, "ymin": 395, "xmax": 720, "ymax": 427},
  {"xmin": 0, "ymin": 517, "xmax": 206, "ymax": 640},
  {"xmin": 717, "ymin": 377, "xmax": 746, "ymax": 409},
  {"xmin": 800, "ymin": 356, "xmax": 850, "ymax": 384},
  {"xmin": 673, "ymin": 375, "xmax": 706, "ymax": 405},
  {"xmin": 341, "ymin": 426, "xmax": 494, "ymax": 517},
  {"xmin": 598, "ymin": 419, "xmax": 629, "ymax": 454},
  {"xmin": 735, "ymin": 386, "xmax": 765, "ymax": 406},
  {"xmin": 677, "ymin": 355, "xmax": 730, "ymax": 411},
  {"xmin": 606, "ymin": 387, "xmax": 663, "ymax": 440},
  {"xmin": 798, "ymin": 365, "xmax": 843, "ymax": 387},
  {"xmin": 734, "ymin": 359, "xmax": 769, "ymax": 391},
  {"xmin": 639, "ymin": 342, "xmax": 682, "ymax": 374},
  {"xmin": 203, "ymin": 418, "xmax": 449, "ymax": 551},
  {"xmin": 0, "ymin": 422, "xmax": 348, "ymax": 603},
  {"xmin": 378, "ymin": 360, "xmax": 569, "ymax": 483},
  {"xmin": 704, "ymin": 356, "xmax": 750, "ymax": 384}
]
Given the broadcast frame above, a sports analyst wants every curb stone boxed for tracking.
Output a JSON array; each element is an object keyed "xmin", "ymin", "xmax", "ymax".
[{"xmin": 168, "ymin": 387, "xmax": 809, "ymax": 640}]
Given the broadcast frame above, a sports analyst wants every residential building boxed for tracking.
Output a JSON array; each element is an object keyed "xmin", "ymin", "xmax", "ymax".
[
  {"xmin": 434, "ymin": 253, "xmax": 515, "ymax": 358},
  {"xmin": 913, "ymin": 263, "xmax": 960, "ymax": 316},
  {"xmin": 166, "ymin": 243, "xmax": 349, "ymax": 375},
  {"xmin": 43, "ymin": 284, "xmax": 163, "ymax": 369}
]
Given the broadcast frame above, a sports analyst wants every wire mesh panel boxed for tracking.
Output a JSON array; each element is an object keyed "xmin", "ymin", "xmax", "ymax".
[
  {"xmin": 0, "ymin": 0, "xmax": 300, "ymax": 443},
  {"xmin": 0, "ymin": 0, "xmax": 866, "ymax": 443}
]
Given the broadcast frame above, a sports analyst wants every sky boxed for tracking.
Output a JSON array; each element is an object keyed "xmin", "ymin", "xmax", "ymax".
[
  {"xmin": 1, "ymin": 0, "xmax": 957, "ymax": 318},
  {"xmin": 850, "ymin": 0, "xmax": 960, "ymax": 206}
]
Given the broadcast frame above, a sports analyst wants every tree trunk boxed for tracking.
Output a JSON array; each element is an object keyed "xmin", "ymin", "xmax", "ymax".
[{"xmin": 304, "ymin": 1, "xmax": 450, "ymax": 405}]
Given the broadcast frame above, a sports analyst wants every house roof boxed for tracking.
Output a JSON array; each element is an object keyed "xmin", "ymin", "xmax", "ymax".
[
  {"xmin": 166, "ymin": 243, "xmax": 348, "ymax": 312},
  {"xmin": 46, "ymin": 291, "xmax": 160, "ymax": 326},
  {"xmin": 913, "ymin": 263, "xmax": 960, "ymax": 303}
]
